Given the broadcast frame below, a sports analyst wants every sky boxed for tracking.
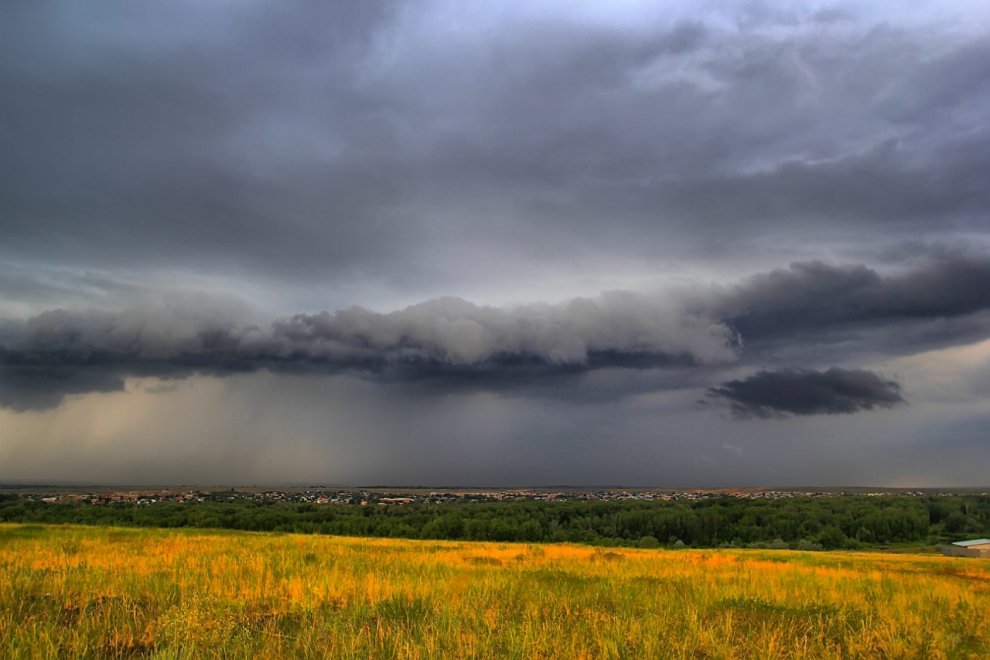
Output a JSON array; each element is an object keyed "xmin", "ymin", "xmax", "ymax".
[{"xmin": 1, "ymin": 1, "xmax": 989, "ymax": 487}]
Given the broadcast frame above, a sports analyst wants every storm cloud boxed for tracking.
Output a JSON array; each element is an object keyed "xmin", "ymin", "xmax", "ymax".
[
  {"xmin": 1, "ymin": 2, "xmax": 989, "ymax": 485},
  {"xmin": 0, "ymin": 365, "xmax": 125, "ymax": 413},
  {"xmin": 709, "ymin": 368, "xmax": 906, "ymax": 419},
  {"xmin": 0, "ymin": 289, "xmax": 737, "ymax": 409},
  {"xmin": 4, "ymin": 252, "xmax": 990, "ymax": 411},
  {"xmin": 720, "ymin": 253, "xmax": 990, "ymax": 342},
  {"xmin": 3, "ymin": 1, "xmax": 990, "ymax": 306},
  {"xmin": 3, "ymin": 292, "xmax": 734, "ymax": 365}
]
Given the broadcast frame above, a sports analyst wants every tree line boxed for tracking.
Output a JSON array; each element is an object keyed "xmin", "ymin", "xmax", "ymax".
[{"xmin": 0, "ymin": 494, "xmax": 987, "ymax": 550}]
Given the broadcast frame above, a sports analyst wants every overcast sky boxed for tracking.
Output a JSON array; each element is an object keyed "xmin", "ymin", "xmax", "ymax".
[{"xmin": 2, "ymin": 1, "xmax": 989, "ymax": 486}]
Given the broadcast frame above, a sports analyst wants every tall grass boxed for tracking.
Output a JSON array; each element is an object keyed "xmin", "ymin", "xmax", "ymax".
[{"xmin": 0, "ymin": 523, "xmax": 987, "ymax": 657}]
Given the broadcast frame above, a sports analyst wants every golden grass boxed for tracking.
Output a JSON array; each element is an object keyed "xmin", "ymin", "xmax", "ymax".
[{"xmin": 0, "ymin": 523, "xmax": 987, "ymax": 658}]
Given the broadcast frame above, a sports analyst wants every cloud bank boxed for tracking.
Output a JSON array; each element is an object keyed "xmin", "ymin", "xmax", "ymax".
[
  {"xmin": 4, "ymin": 292, "xmax": 735, "ymax": 366},
  {"xmin": 3, "ymin": 253, "xmax": 989, "ymax": 412},
  {"xmin": 720, "ymin": 253, "xmax": 990, "ymax": 341},
  {"xmin": 0, "ymin": 290, "xmax": 735, "ymax": 409}
]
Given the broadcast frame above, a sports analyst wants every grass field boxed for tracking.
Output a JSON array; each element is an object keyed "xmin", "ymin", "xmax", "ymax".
[{"xmin": 1, "ymin": 524, "xmax": 987, "ymax": 658}]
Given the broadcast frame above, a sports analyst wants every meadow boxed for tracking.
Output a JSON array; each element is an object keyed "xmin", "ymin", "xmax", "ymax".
[{"xmin": 0, "ymin": 524, "xmax": 987, "ymax": 658}]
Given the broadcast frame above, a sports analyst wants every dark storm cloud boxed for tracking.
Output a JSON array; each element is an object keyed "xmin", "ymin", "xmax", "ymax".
[
  {"xmin": 271, "ymin": 294, "xmax": 734, "ymax": 366},
  {"xmin": 0, "ymin": 290, "xmax": 736, "ymax": 409},
  {"xmin": 5, "ymin": 293, "xmax": 733, "ymax": 366},
  {"xmin": 0, "ymin": 365, "xmax": 125, "ymax": 412},
  {"xmin": 719, "ymin": 251, "xmax": 990, "ymax": 344},
  {"xmin": 4, "ymin": 251, "xmax": 990, "ymax": 410},
  {"xmin": 0, "ymin": 1, "xmax": 417, "ymax": 281},
  {"xmin": 2, "ymin": 2, "xmax": 989, "ymax": 291},
  {"xmin": 709, "ymin": 368, "xmax": 905, "ymax": 418}
]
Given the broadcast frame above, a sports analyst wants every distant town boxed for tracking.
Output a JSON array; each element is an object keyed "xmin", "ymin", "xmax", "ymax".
[{"xmin": 7, "ymin": 485, "xmax": 987, "ymax": 507}]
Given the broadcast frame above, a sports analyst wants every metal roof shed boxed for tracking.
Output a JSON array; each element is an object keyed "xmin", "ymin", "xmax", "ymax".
[{"xmin": 942, "ymin": 539, "xmax": 990, "ymax": 557}]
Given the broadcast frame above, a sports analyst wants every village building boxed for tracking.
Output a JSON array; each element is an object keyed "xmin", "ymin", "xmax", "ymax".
[{"xmin": 942, "ymin": 539, "xmax": 990, "ymax": 558}]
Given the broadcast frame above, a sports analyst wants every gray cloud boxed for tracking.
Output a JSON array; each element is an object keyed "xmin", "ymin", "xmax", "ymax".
[
  {"xmin": 0, "ymin": 289, "xmax": 736, "ymax": 409},
  {"xmin": 0, "ymin": 365, "xmax": 125, "ymax": 413},
  {"xmin": 720, "ymin": 251, "xmax": 990, "ymax": 344},
  {"xmin": 4, "ymin": 252, "xmax": 990, "ymax": 410},
  {"xmin": 5, "ymin": 292, "xmax": 734, "ymax": 366},
  {"xmin": 272, "ymin": 294, "xmax": 734, "ymax": 366},
  {"xmin": 2, "ymin": 3, "xmax": 989, "ymax": 301},
  {"xmin": 709, "ymin": 368, "xmax": 905, "ymax": 418}
]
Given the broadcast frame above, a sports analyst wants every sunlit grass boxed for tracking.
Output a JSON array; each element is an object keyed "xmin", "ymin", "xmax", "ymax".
[{"xmin": 0, "ymin": 523, "xmax": 987, "ymax": 657}]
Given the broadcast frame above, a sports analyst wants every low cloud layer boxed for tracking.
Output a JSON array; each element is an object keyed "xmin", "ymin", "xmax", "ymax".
[
  {"xmin": 2, "ymin": 254, "xmax": 989, "ymax": 412},
  {"xmin": 0, "ymin": 291, "xmax": 736, "ymax": 409},
  {"xmin": 0, "ymin": 365, "xmax": 125, "ymax": 413},
  {"xmin": 273, "ymin": 294, "xmax": 735, "ymax": 367},
  {"xmin": 709, "ymin": 368, "xmax": 905, "ymax": 418},
  {"xmin": 4, "ymin": 292, "xmax": 735, "ymax": 366},
  {"xmin": 720, "ymin": 253, "xmax": 990, "ymax": 341}
]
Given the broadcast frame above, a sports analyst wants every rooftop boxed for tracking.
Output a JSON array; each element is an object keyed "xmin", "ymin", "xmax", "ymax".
[{"xmin": 951, "ymin": 539, "xmax": 990, "ymax": 547}]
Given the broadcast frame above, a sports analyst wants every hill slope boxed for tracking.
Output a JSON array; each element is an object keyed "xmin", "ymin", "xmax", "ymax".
[{"xmin": 1, "ymin": 524, "xmax": 987, "ymax": 657}]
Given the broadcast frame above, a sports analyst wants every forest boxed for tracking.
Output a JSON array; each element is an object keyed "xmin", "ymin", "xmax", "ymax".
[{"xmin": 1, "ymin": 494, "xmax": 987, "ymax": 550}]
